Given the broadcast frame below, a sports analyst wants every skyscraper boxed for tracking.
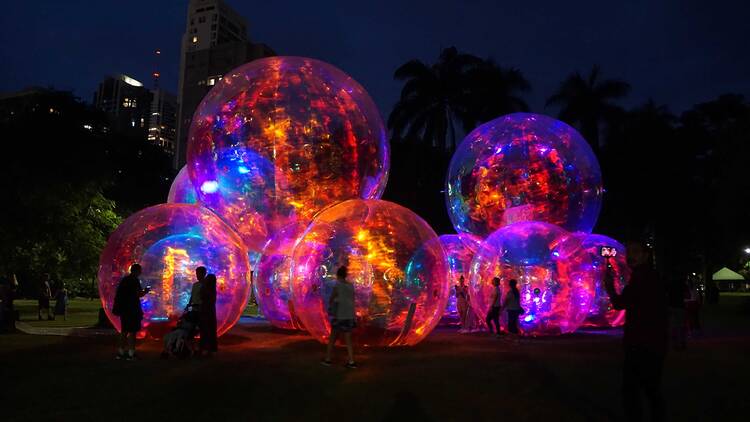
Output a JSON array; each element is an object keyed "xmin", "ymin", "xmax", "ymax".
[
  {"xmin": 147, "ymin": 89, "xmax": 178, "ymax": 154},
  {"xmin": 175, "ymin": 0, "xmax": 274, "ymax": 168},
  {"xmin": 93, "ymin": 74, "xmax": 152, "ymax": 138}
]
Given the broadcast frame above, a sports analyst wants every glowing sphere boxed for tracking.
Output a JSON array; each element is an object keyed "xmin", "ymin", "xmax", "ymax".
[
  {"xmin": 187, "ymin": 56, "xmax": 390, "ymax": 252},
  {"xmin": 469, "ymin": 221, "xmax": 595, "ymax": 336},
  {"xmin": 255, "ymin": 222, "xmax": 307, "ymax": 330},
  {"xmin": 290, "ymin": 199, "xmax": 449, "ymax": 347},
  {"xmin": 438, "ymin": 234, "xmax": 481, "ymax": 320},
  {"xmin": 555, "ymin": 233, "xmax": 630, "ymax": 327},
  {"xmin": 98, "ymin": 204, "xmax": 251, "ymax": 338},
  {"xmin": 167, "ymin": 166, "xmax": 198, "ymax": 204},
  {"xmin": 446, "ymin": 113, "xmax": 603, "ymax": 238}
]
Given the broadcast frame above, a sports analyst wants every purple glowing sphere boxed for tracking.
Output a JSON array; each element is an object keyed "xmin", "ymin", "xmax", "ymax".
[
  {"xmin": 167, "ymin": 166, "xmax": 198, "ymax": 204},
  {"xmin": 446, "ymin": 113, "xmax": 603, "ymax": 238}
]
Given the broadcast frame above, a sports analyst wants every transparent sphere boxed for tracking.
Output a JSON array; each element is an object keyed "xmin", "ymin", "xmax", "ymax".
[
  {"xmin": 167, "ymin": 166, "xmax": 198, "ymax": 204},
  {"xmin": 438, "ymin": 234, "xmax": 481, "ymax": 319},
  {"xmin": 254, "ymin": 222, "xmax": 307, "ymax": 330},
  {"xmin": 187, "ymin": 56, "xmax": 390, "ymax": 252},
  {"xmin": 290, "ymin": 199, "xmax": 449, "ymax": 347},
  {"xmin": 98, "ymin": 204, "xmax": 251, "ymax": 338},
  {"xmin": 469, "ymin": 221, "xmax": 595, "ymax": 336},
  {"xmin": 446, "ymin": 113, "xmax": 602, "ymax": 237},
  {"xmin": 555, "ymin": 233, "xmax": 630, "ymax": 327}
]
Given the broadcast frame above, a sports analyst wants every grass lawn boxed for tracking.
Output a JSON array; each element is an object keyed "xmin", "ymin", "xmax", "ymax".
[
  {"xmin": 13, "ymin": 298, "xmax": 260, "ymax": 328},
  {"xmin": 2, "ymin": 295, "xmax": 749, "ymax": 421}
]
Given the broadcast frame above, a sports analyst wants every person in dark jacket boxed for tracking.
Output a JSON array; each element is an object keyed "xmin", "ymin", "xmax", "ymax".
[
  {"xmin": 199, "ymin": 273, "xmax": 218, "ymax": 356},
  {"xmin": 112, "ymin": 264, "xmax": 150, "ymax": 360},
  {"xmin": 604, "ymin": 242, "xmax": 669, "ymax": 422}
]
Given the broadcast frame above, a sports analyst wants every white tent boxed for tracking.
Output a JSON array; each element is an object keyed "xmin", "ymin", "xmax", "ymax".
[
  {"xmin": 713, "ymin": 267, "xmax": 747, "ymax": 292},
  {"xmin": 712, "ymin": 267, "xmax": 745, "ymax": 280}
]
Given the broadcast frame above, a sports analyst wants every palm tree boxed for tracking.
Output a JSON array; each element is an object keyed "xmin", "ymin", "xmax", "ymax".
[
  {"xmin": 546, "ymin": 65, "xmax": 630, "ymax": 153},
  {"xmin": 388, "ymin": 47, "xmax": 483, "ymax": 152},
  {"xmin": 462, "ymin": 61, "xmax": 530, "ymax": 130}
]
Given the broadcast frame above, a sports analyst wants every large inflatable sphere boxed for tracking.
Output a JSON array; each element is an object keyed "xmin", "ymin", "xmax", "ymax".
[
  {"xmin": 187, "ymin": 57, "xmax": 390, "ymax": 252},
  {"xmin": 255, "ymin": 222, "xmax": 307, "ymax": 330},
  {"xmin": 167, "ymin": 166, "xmax": 198, "ymax": 204},
  {"xmin": 446, "ymin": 113, "xmax": 603, "ymax": 237},
  {"xmin": 469, "ymin": 221, "xmax": 595, "ymax": 336},
  {"xmin": 98, "ymin": 204, "xmax": 251, "ymax": 338},
  {"xmin": 554, "ymin": 233, "xmax": 630, "ymax": 327},
  {"xmin": 290, "ymin": 200, "xmax": 449, "ymax": 347},
  {"xmin": 438, "ymin": 234, "xmax": 481, "ymax": 320}
]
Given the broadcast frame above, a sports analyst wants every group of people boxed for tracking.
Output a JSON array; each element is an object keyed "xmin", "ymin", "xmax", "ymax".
[
  {"xmin": 111, "ymin": 264, "xmax": 217, "ymax": 360},
  {"xmin": 37, "ymin": 273, "xmax": 69, "ymax": 321},
  {"xmin": 454, "ymin": 275, "xmax": 523, "ymax": 342}
]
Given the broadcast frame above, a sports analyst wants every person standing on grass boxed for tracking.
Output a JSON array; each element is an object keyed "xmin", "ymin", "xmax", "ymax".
[
  {"xmin": 456, "ymin": 275, "xmax": 471, "ymax": 333},
  {"xmin": 112, "ymin": 264, "xmax": 150, "ymax": 360},
  {"xmin": 503, "ymin": 279, "xmax": 523, "ymax": 342},
  {"xmin": 38, "ymin": 273, "xmax": 52, "ymax": 320},
  {"xmin": 199, "ymin": 273, "xmax": 218, "ymax": 356},
  {"xmin": 322, "ymin": 266, "xmax": 357, "ymax": 369},
  {"xmin": 604, "ymin": 242, "xmax": 668, "ymax": 422},
  {"xmin": 188, "ymin": 266, "xmax": 206, "ymax": 324},
  {"xmin": 52, "ymin": 282, "xmax": 69, "ymax": 321},
  {"xmin": 485, "ymin": 277, "xmax": 502, "ymax": 337}
]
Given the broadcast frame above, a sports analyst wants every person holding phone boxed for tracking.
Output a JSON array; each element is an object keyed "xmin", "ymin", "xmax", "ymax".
[
  {"xmin": 604, "ymin": 242, "xmax": 668, "ymax": 422},
  {"xmin": 112, "ymin": 264, "xmax": 150, "ymax": 360}
]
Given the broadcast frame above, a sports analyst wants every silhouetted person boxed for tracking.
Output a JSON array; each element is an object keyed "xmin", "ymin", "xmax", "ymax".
[
  {"xmin": 52, "ymin": 282, "xmax": 68, "ymax": 321},
  {"xmin": 456, "ymin": 275, "xmax": 470, "ymax": 332},
  {"xmin": 38, "ymin": 273, "xmax": 52, "ymax": 320},
  {"xmin": 667, "ymin": 277, "xmax": 687, "ymax": 350},
  {"xmin": 112, "ymin": 264, "xmax": 150, "ymax": 360},
  {"xmin": 503, "ymin": 279, "xmax": 523, "ymax": 342},
  {"xmin": 0, "ymin": 275, "xmax": 12, "ymax": 332},
  {"xmin": 322, "ymin": 266, "xmax": 357, "ymax": 368},
  {"xmin": 199, "ymin": 273, "xmax": 218, "ymax": 356},
  {"xmin": 685, "ymin": 280, "xmax": 702, "ymax": 337},
  {"xmin": 485, "ymin": 277, "xmax": 502, "ymax": 337},
  {"xmin": 188, "ymin": 266, "xmax": 207, "ymax": 324},
  {"xmin": 605, "ymin": 242, "xmax": 668, "ymax": 422}
]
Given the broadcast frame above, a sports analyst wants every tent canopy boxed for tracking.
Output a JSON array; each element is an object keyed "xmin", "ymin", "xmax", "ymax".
[{"xmin": 712, "ymin": 267, "xmax": 745, "ymax": 281}]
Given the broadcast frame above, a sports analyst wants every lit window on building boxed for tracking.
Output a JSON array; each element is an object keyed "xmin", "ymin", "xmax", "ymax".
[
  {"xmin": 192, "ymin": 36, "xmax": 198, "ymax": 43},
  {"xmin": 83, "ymin": 124, "xmax": 93, "ymax": 131},
  {"xmin": 208, "ymin": 78, "xmax": 216, "ymax": 86}
]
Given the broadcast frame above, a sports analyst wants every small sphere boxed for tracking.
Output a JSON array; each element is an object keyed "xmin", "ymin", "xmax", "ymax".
[
  {"xmin": 187, "ymin": 57, "xmax": 390, "ymax": 252},
  {"xmin": 167, "ymin": 166, "xmax": 198, "ymax": 204},
  {"xmin": 469, "ymin": 221, "xmax": 595, "ymax": 336},
  {"xmin": 555, "ymin": 233, "xmax": 630, "ymax": 327},
  {"xmin": 290, "ymin": 199, "xmax": 449, "ymax": 347},
  {"xmin": 98, "ymin": 204, "xmax": 251, "ymax": 338},
  {"xmin": 438, "ymin": 234, "xmax": 481, "ymax": 320},
  {"xmin": 254, "ymin": 222, "xmax": 307, "ymax": 330},
  {"xmin": 446, "ymin": 113, "xmax": 602, "ymax": 237}
]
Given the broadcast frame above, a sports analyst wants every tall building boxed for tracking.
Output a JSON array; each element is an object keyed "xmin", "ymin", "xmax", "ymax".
[
  {"xmin": 147, "ymin": 89, "xmax": 178, "ymax": 154},
  {"xmin": 93, "ymin": 74, "xmax": 153, "ymax": 138},
  {"xmin": 175, "ymin": 0, "xmax": 274, "ymax": 168}
]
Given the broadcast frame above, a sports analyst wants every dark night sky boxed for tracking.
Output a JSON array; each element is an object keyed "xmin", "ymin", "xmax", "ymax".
[{"xmin": 2, "ymin": 0, "xmax": 748, "ymax": 116}]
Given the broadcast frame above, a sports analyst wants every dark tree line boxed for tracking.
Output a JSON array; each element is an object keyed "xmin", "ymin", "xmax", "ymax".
[
  {"xmin": 0, "ymin": 89, "xmax": 173, "ymax": 295},
  {"xmin": 384, "ymin": 47, "xmax": 750, "ymax": 284}
]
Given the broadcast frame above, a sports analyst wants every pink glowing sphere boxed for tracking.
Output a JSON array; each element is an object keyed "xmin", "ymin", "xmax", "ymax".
[
  {"xmin": 469, "ymin": 221, "xmax": 596, "ymax": 336},
  {"xmin": 438, "ymin": 234, "xmax": 481, "ymax": 320},
  {"xmin": 555, "ymin": 233, "xmax": 630, "ymax": 327},
  {"xmin": 446, "ymin": 113, "xmax": 603, "ymax": 238},
  {"xmin": 187, "ymin": 57, "xmax": 390, "ymax": 252},
  {"xmin": 254, "ymin": 222, "xmax": 307, "ymax": 330},
  {"xmin": 98, "ymin": 204, "xmax": 251, "ymax": 338},
  {"xmin": 167, "ymin": 166, "xmax": 198, "ymax": 204},
  {"xmin": 290, "ymin": 199, "xmax": 449, "ymax": 347}
]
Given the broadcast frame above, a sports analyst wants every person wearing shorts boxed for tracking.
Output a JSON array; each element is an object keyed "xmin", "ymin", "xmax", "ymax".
[{"xmin": 322, "ymin": 266, "xmax": 357, "ymax": 369}]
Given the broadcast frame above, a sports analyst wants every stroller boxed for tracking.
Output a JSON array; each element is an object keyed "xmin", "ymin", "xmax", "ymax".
[{"xmin": 161, "ymin": 306, "xmax": 199, "ymax": 359}]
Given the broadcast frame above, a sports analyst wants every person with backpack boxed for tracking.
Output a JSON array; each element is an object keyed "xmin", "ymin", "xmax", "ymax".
[{"xmin": 112, "ymin": 264, "xmax": 150, "ymax": 360}]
